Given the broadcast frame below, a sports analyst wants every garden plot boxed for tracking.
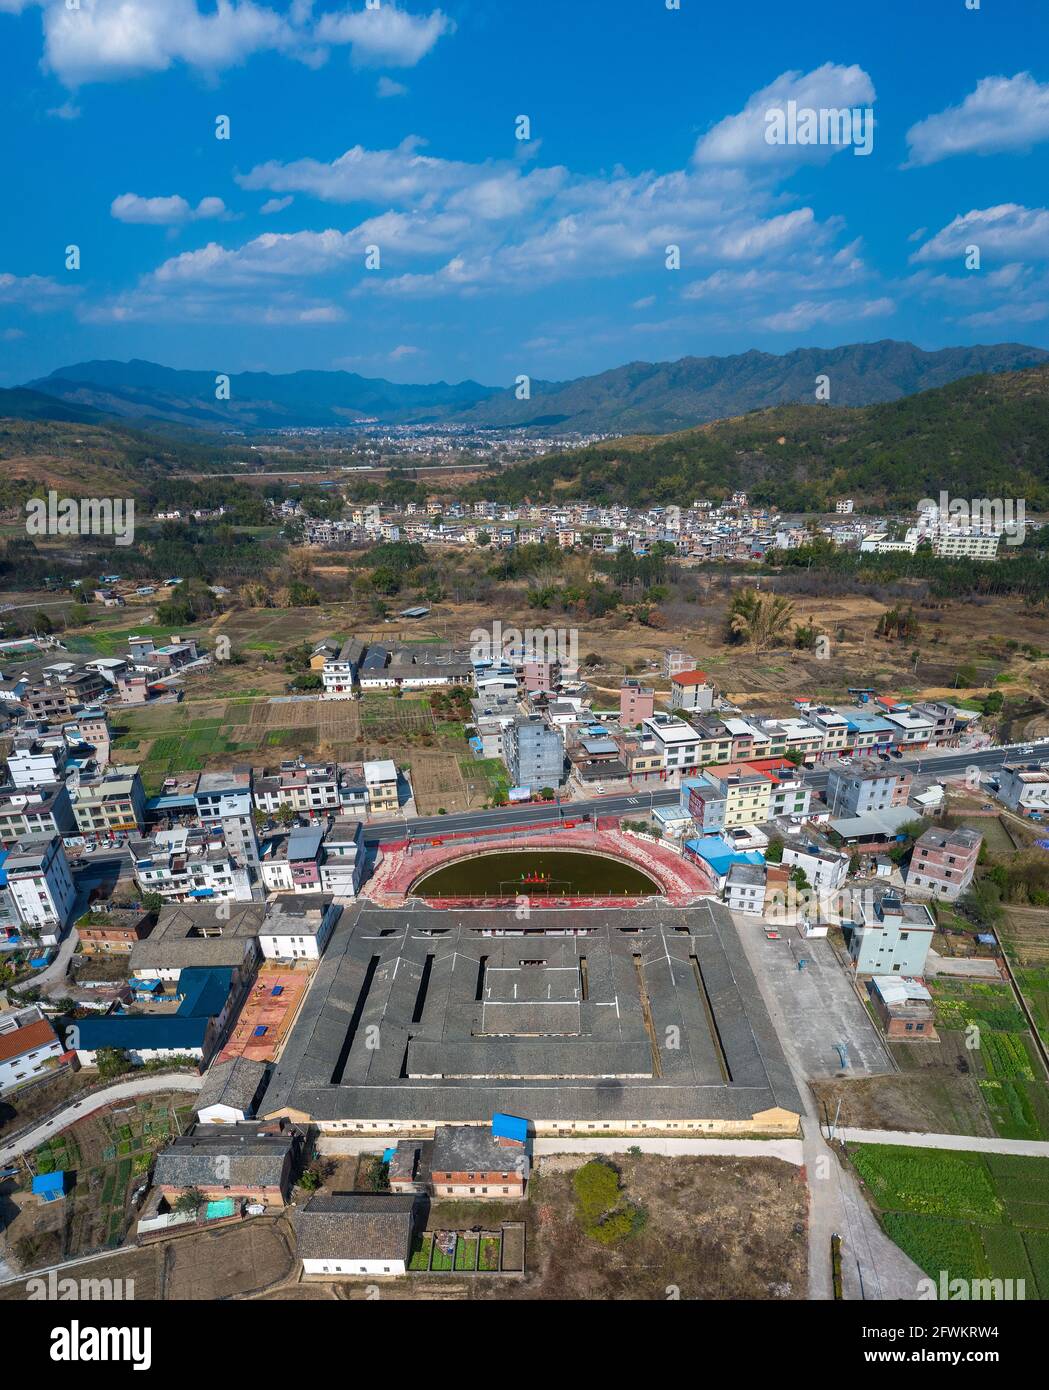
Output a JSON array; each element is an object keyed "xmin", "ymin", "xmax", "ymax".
[{"xmin": 851, "ymin": 1144, "xmax": 1049, "ymax": 1298}]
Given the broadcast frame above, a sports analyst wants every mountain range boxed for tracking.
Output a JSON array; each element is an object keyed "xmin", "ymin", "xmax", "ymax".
[{"xmin": 15, "ymin": 340, "xmax": 1049, "ymax": 436}]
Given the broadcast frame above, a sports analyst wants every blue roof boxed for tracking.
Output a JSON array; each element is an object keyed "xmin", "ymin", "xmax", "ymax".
[
  {"xmin": 32, "ymin": 1171, "xmax": 66, "ymax": 1199},
  {"xmin": 75, "ymin": 1016, "xmax": 208, "ymax": 1052},
  {"xmin": 492, "ymin": 1112, "xmax": 528, "ymax": 1143},
  {"xmin": 845, "ymin": 715, "xmax": 894, "ymax": 733},
  {"xmin": 176, "ymin": 966, "xmax": 233, "ymax": 1019},
  {"xmin": 684, "ymin": 836, "xmax": 765, "ymax": 877}
]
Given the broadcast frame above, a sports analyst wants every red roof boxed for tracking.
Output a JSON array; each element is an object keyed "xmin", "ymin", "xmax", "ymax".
[
  {"xmin": 0, "ymin": 1017, "xmax": 59, "ymax": 1063},
  {"xmin": 672, "ymin": 670, "xmax": 709, "ymax": 685}
]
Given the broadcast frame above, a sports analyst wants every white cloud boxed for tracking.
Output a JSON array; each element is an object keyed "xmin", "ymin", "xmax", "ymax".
[
  {"xmin": 759, "ymin": 297, "xmax": 894, "ymax": 333},
  {"xmin": 911, "ymin": 205, "xmax": 1049, "ymax": 263},
  {"xmin": 237, "ymin": 137, "xmax": 484, "ymax": 207},
  {"xmin": 261, "ymin": 196, "xmax": 294, "ymax": 215},
  {"xmin": 377, "ymin": 75, "xmax": 407, "ymax": 97},
  {"xmin": 110, "ymin": 193, "xmax": 227, "ymax": 225},
  {"xmin": 694, "ymin": 63, "xmax": 876, "ymax": 166},
  {"xmin": 314, "ymin": 5, "xmax": 453, "ymax": 68},
  {"xmin": 15, "ymin": 0, "xmax": 452, "ymax": 86},
  {"xmin": 388, "ymin": 343, "xmax": 420, "ymax": 359},
  {"xmin": 42, "ymin": 0, "xmax": 300, "ymax": 85},
  {"xmin": 0, "ymin": 271, "xmax": 74, "ymax": 308},
  {"xmin": 47, "ymin": 100, "xmax": 81, "ymax": 120},
  {"xmin": 905, "ymin": 73, "xmax": 1049, "ymax": 166}
]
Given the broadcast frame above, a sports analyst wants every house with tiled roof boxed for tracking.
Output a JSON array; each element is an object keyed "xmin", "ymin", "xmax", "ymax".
[{"xmin": 295, "ymin": 1193, "xmax": 422, "ymax": 1277}]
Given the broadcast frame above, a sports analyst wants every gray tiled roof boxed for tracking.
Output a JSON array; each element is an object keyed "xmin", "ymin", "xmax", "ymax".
[
  {"xmin": 195, "ymin": 1058, "xmax": 270, "ymax": 1118},
  {"xmin": 295, "ymin": 1194, "xmax": 419, "ymax": 1261},
  {"xmin": 262, "ymin": 901, "xmax": 802, "ymax": 1126},
  {"xmin": 153, "ymin": 1123, "xmax": 294, "ymax": 1190}
]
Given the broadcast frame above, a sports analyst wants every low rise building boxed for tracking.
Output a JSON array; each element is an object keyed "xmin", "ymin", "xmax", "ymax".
[
  {"xmin": 0, "ymin": 1006, "xmax": 64, "ymax": 1094},
  {"xmin": 363, "ymin": 759, "xmax": 400, "ymax": 814},
  {"xmin": 296, "ymin": 1193, "xmax": 422, "ymax": 1277},
  {"xmin": 153, "ymin": 1120, "xmax": 298, "ymax": 1207},
  {"xmin": 257, "ymin": 895, "xmax": 342, "ymax": 961},
  {"xmin": 619, "ymin": 678, "xmax": 655, "ymax": 728},
  {"xmin": 997, "ymin": 762, "xmax": 1049, "ymax": 817},
  {"xmin": 867, "ymin": 977, "xmax": 938, "ymax": 1039}
]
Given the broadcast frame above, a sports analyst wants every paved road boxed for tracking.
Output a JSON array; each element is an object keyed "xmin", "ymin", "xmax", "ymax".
[
  {"xmin": 317, "ymin": 1135, "xmax": 805, "ymax": 1163},
  {"xmin": 729, "ymin": 908, "xmax": 926, "ymax": 1301},
  {"xmin": 362, "ymin": 743, "xmax": 1027, "ymax": 845},
  {"xmin": 839, "ymin": 1128, "xmax": 1049, "ymax": 1157},
  {"xmin": 0, "ymin": 1072, "xmax": 202, "ymax": 1167}
]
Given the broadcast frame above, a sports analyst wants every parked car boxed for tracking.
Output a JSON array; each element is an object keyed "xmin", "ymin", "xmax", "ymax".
[{"xmin": 878, "ymin": 752, "xmax": 891, "ymax": 762}]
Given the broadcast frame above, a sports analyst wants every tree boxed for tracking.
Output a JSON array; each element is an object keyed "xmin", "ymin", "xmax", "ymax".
[
  {"xmin": 726, "ymin": 587, "xmax": 795, "ymax": 650},
  {"xmin": 94, "ymin": 1047, "xmax": 133, "ymax": 1081},
  {"xmin": 475, "ymin": 530, "xmax": 491, "ymax": 547},
  {"xmin": 174, "ymin": 1187, "xmax": 206, "ymax": 1215}
]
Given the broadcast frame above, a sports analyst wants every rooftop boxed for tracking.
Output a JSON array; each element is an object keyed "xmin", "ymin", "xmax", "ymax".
[{"xmin": 262, "ymin": 900, "xmax": 800, "ymax": 1126}]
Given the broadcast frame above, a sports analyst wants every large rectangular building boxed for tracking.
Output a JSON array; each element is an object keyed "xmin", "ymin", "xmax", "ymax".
[{"xmin": 262, "ymin": 902, "xmax": 801, "ymax": 1137}]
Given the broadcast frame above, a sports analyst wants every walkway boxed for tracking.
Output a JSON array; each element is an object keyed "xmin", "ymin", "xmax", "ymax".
[
  {"xmin": 839, "ymin": 1128, "xmax": 1049, "ymax": 1158},
  {"xmin": 0, "ymin": 1072, "xmax": 202, "ymax": 1167},
  {"xmin": 316, "ymin": 1135, "xmax": 804, "ymax": 1164}
]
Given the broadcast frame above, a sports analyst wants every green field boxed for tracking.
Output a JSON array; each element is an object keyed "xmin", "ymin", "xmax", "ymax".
[
  {"xmin": 852, "ymin": 1144, "xmax": 1049, "ymax": 1297},
  {"xmin": 925, "ymin": 979, "xmax": 1049, "ymax": 1141}
]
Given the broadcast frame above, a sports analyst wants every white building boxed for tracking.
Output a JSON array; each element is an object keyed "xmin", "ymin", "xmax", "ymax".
[
  {"xmin": 642, "ymin": 714, "xmax": 702, "ymax": 773},
  {"xmin": 0, "ymin": 1006, "xmax": 64, "ymax": 1094},
  {"xmin": 257, "ymin": 896, "xmax": 341, "ymax": 962},
  {"xmin": 5, "ymin": 835, "xmax": 77, "ymax": 941}
]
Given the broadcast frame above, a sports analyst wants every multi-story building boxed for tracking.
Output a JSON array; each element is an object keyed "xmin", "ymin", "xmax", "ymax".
[
  {"xmin": 933, "ymin": 532, "xmax": 1000, "ymax": 560},
  {"xmin": 427, "ymin": 1124, "xmax": 530, "ymax": 1199},
  {"xmin": 827, "ymin": 765, "xmax": 912, "ymax": 818},
  {"xmin": 906, "ymin": 826, "xmax": 982, "ymax": 902},
  {"xmin": 780, "ymin": 844, "xmax": 850, "ymax": 893},
  {"xmin": 5, "ymin": 835, "xmax": 77, "ymax": 939},
  {"xmin": 321, "ymin": 637, "xmax": 365, "ymax": 698},
  {"xmin": 363, "ymin": 759, "xmax": 401, "ymax": 814},
  {"xmin": 805, "ymin": 707, "xmax": 850, "ymax": 752},
  {"xmin": 883, "ymin": 707, "xmax": 936, "ymax": 750},
  {"xmin": 194, "ymin": 770, "xmax": 260, "ymax": 882},
  {"xmin": 260, "ymin": 823, "xmax": 365, "ymax": 899},
  {"xmin": 505, "ymin": 717, "xmax": 565, "ymax": 792},
  {"xmin": 725, "ymin": 862, "xmax": 767, "ymax": 916},
  {"xmin": 643, "ymin": 713, "xmax": 703, "ymax": 774},
  {"xmin": 253, "ymin": 761, "xmax": 341, "ymax": 817},
  {"xmin": 131, "ymin": 827, "xmax": 254, "ymax": 905},
  {"xmin": 669, "ymin": 671, "xmax": 715, "ymax": 714},
  {"xmin": 7, "ymin": 736, "xmax": 69, "ymax": 789},
  {"xmin": 0, "ymin": 783, "xmax": 77, "ymax": 840},
  {"xmin": 662, "ymin": 648, "xmax": 695, "ymax": 678},
  {"xmin": 619, "ymin": 679, "xmax": 655, "ymax": 728},
  {"xmin": 848, "ymin": 892, "xmax": 936, "ymax": 976},
  {"xmin": 71, "ymin": 766, "xmax": 147, "ymax": 835}
]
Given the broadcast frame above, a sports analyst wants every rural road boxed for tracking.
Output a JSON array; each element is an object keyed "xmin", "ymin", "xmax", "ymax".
[
  {"xmin": 317, "ymin": 1135, "xmax": 805, "ymax": 1164},
  {"xmin": 0, "ymin": 1073, "xmax": 202, "ymax": 1168},
  {"xmin": 362, "ymin": 743, "xmax": 1027, "ymax": 846},
  {"xmin": 839, "ymin": 1128, "xmax": 1049, "ymax": 1158},
  {"xmin": 729, "ymin": 909, "xmax": 926, "ymax": 1302}
]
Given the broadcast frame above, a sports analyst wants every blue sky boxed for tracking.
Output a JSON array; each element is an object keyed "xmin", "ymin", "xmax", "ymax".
[{"xmin": 1, "ymin": 0, "xmax": 1048, "ymax": 387}]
